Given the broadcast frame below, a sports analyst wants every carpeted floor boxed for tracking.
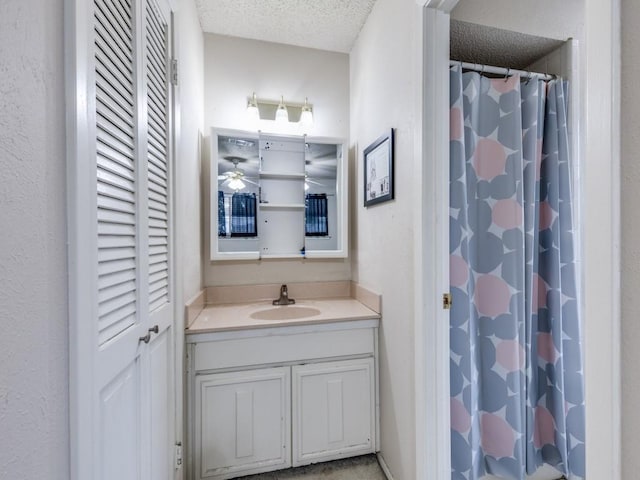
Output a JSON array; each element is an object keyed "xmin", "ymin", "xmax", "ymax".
[{"xmin": 235, "ymin": 454, "xmax": 387, "ymax": 480}]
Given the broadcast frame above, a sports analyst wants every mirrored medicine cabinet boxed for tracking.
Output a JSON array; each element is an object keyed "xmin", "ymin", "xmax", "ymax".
[{"xmin": 210, "ymin": 127, "xmax": 348, "ymax": 260}]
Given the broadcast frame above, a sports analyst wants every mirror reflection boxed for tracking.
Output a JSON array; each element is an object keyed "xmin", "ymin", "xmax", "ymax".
[
  {"xmin": 216, "ymin": 134, "xmax": 260, "ymax": 253},
  {"xmin": 304, "ymin": 142, "xmax": 340, "ymax": 252}
]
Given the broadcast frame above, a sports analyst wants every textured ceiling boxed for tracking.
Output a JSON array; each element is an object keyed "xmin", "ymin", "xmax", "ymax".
[
  {"xmin": 195, "ymin": 0, "xmax": 377, "ymax": 53},
  {"xmin": 450, "ymin": 20, "xmax": 565, "ymax": 71}
]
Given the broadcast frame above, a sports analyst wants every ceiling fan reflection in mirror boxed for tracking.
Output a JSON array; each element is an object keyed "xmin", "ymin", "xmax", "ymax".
[{"xmin": 218, "ymin": 156, "xmax": 258, "ymax": 191}]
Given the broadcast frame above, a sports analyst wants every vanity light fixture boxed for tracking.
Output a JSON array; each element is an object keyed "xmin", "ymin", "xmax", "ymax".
[
  {"xmin": 246, "ymin": 92, "xmax": 260, "ymax": 122},
  {"xmin": 275, "ymin": 95, "xmax": 289, "ymax": 124},
  {"xmin": 246, "ymin": 93, "xmax": 312, "ymax": 127}
]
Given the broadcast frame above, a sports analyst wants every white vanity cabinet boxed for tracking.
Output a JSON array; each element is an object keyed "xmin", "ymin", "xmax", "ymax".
[{"xmin": 187, "ymin": 319, "xmax": 379, "ymax": 480}]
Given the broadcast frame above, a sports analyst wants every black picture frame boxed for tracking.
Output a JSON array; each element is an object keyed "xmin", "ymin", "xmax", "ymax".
[{"xmin": 363, "ymin": 129, "xmax": 394, "ymax": 207}]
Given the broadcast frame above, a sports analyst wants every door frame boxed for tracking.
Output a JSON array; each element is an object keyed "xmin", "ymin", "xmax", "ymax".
[
  {"xmin": 413, "ymin": 3, "xmax": 455, "ymax": 479},
  {"xmin": 65, "ymin": 2, "xmax": 103, "ymax": 477}
]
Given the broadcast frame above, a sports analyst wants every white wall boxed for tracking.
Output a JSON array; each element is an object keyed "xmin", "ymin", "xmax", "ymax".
[
  {"xmin": 451, "ymin": 0, "xmax": 622, "ymax": 478},
  {"xmin": 621, "ymin": 0, "xmax": 639, "ymax": 477},
  {"xmin": 202, "ymin": 34, "xmax": 351, "ymax": 286},
  {"xmin": 0, "ymin": 1, "xmax": 69, "ymax": 478},
  {"xmin": 176, "ymin": 0, "xmax": 205, "ymax": 305},
  {"xmin": 350, "ymin": 1, "xmax": 421, "ymax": 478}
]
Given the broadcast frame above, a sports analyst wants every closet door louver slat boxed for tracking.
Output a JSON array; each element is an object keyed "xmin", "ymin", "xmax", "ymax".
[
  {"xmin": 145, "ymin": 0, "xmax": 170, "ymax": 314},
  {"xmin": 94, "ymin": 0, "xmax": 137, "ymax": 346}
]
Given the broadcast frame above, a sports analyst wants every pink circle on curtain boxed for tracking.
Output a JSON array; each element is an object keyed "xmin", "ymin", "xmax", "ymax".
[
  {"xmin": 450, "ymin": 397, "xmax": 471, "ymax": 433},
  {"xmin": 491, "ymin": 74, "xmax": 520, "ymax": 94},
  {"xmin": 475, "ymin": 275, "xmax": 511, "ymax": 317},
  {"xmin": 537, "ymin": 332, "xmax": 556, "ymax": 364},
  {"xmin": 492, "ymin": 199, "xmax": 523, "ymax": 229},
  {"xmin": 539, "ymin": 201, "xmax": 555, "ymax": 230},
  {"xmin": 496, "ymin": 340, "xmax": 525, "ymax": 372},
  {"xmin": 450, "ymin": 255, "xmax": 469, "ymax": 287},
  {"xmin": 533, "ymin": 406, "xmax": 556, "ymax": 449},
  {"xmin": 481, "ymin": 413, "xmax": 516, "ymax": 458},
  {"xmin": 450, "ymin": 107, "xmax": 463, "ymax": 140},
  {"xmin": 473, "ymin": 139, "xmax": 507, "ymax": 180}
]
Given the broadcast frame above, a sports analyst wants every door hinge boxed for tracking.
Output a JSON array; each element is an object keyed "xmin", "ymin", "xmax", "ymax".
[
  {"xmin": 443, "ymin": 293, "xmax": 452, "ymax": 310},
  {"xmin": 170, "ymin": 58, "xmax": 178, "ymax": 86},
  {"xmin": 174, "ymin": 441, "xmax": 183, "ymax": 468}
]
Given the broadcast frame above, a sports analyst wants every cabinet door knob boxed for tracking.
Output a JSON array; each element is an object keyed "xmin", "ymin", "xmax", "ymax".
[{"xmin": 149, "ymin": 325, "xmax": 159, "ymax": 334}]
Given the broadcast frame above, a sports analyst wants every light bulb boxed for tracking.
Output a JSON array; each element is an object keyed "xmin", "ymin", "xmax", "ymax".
[
  {"xmin": 275, "ymin": 95, "xmax": 289, "ymax": 123},
  {"xmin": 228, "ymin": 178, "xmax": 246, "ymax": 190},
  {"xmin": 246, "ymin": 92, "xmax": 260, "ymax": 122},
  {"xmin": 300, "ymin": 97, "xmax": 313, "ymax": 129}
]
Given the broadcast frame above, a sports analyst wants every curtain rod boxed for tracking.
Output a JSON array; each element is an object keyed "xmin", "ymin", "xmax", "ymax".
[{"xmin": 450, "ymin": 60, "xmax": 555, "ymax": 81}]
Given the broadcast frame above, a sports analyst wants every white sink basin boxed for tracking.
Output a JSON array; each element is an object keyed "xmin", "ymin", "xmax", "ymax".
[{"xmin": 249, "ymin": 305, "xmax": 322, "ymax": 321}]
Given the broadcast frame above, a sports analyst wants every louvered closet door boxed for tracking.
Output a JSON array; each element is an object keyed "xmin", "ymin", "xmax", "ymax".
[
  {"xmin": 89, "ymin": 0, "xmax": 174, "ymax": 477},
  {"xmin": 144, "ymin": 1, "xmax": 175, "ymax": 479}
]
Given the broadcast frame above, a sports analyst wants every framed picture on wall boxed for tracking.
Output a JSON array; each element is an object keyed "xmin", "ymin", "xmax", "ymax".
[{"xmin": 363, "ymin": 128, "xmax": 394, "ymax": 207}]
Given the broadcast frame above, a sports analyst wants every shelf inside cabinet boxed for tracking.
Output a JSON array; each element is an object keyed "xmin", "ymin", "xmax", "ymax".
[
  {"xmin": 259, "ymin": 172, "xmax": 306, "ymax": 180},
  {"xmin": 259, "ymin": 203, "xmax": 305, "ymax": 209},
  {"xmin": 260, "ymin": 253, "xmax": 305, "ymax": 259}
]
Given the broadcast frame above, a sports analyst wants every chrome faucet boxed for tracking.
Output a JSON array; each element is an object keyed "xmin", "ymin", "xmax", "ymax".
[{"xmin": 273, "ymin": 284, "xmax": 295, "ymax": 305}]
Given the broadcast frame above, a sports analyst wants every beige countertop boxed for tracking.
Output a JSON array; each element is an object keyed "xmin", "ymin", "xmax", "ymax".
[{"xmin": 186, "ymin": 297, "xmax": 380, "ymax": 334}]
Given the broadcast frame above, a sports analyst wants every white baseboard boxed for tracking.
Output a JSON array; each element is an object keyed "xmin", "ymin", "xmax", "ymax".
[{"xmin": 377, "ymin": 453, "xmax": 394, "ymax": 480}]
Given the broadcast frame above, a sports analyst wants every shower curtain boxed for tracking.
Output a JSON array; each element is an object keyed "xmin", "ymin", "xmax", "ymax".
[{"xmin": 449, "ymin": 66, "xmax": 585, "ymax": 480}]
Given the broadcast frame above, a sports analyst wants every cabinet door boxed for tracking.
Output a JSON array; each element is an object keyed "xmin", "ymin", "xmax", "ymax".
[
  {"xmin": 292, "ymin": 358, "xmax": 375, "ymax": 466},
  {"xmin": 195, "ymin": 367, "xmax": 291, "ymax": 479}
]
